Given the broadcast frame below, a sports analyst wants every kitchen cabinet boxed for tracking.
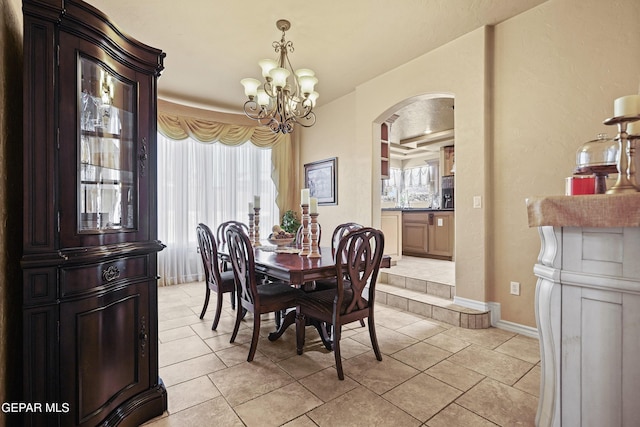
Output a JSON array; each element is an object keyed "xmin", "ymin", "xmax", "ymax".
[
  {"xmin": 402, "ymin": 211, "xmax": 454, "ymax": 260},
  {"xmin": 22, "ymin": 1, "xmax": 166, "ymax": 425},
  {"xmin": 428, "ymin": 211, "xmax": 455, "ymax": 259},
  {"xmin": 381, "ymin": 123, "xmax": 390, "ymax": 179},
  {"xmin": 381, "ymin": 210, "xmax": 403, "ymax": 260},
  {"xmin": 402, "ymin": 212, "xmax": 429, "ymax": 256}
]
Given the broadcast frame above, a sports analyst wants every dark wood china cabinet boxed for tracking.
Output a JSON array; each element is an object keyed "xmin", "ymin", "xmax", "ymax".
[{"xmin": 21, "ymin": 1, "xmax": 166, "ymax": 425}]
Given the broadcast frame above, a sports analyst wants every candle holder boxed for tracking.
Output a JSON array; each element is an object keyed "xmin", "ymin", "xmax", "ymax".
[
  {"xmin": 253, "ymin": 207, "xmax": 261, "ymax": 246},
  {"xmin": 248, "ymin": 212, "xmax": 255, "ymax": 244},
  {"xmin": 308, "ymin": 213, "xmax": 321, "ymax": 258},
  {"xmin": 604, "ymin": 115, "xmax": 640, "ymax": 194},
  {"xmin": 629, "ymin": 131, "xmax": 640, "ymax": 190},
  {"xmin": 299, "ymin": 204, "xmax": 310, "ymax": 256}
]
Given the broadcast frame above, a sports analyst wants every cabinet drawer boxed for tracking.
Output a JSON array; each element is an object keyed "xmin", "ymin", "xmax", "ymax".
[{"xmin": 61, "ymin": 255, "xmax": 150, "ymax": 297}]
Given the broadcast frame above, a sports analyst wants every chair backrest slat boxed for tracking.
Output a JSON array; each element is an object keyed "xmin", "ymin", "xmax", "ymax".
[
  {"xmin": 216, "ymin": 221, "xmax": 249, "ymax": 246},
  {"xmin": 197, "ymin": 223, "xmax": 224, "ymax": 289},
  {"xmin": 335, "ymin": 227, "xmax": 385, "ymax": 315},
  {"xmin": 226, "ymin": 224, "xmax": 258, "ymax": 307}
]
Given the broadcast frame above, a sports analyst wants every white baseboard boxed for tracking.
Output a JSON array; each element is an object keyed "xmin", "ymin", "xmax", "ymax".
[
  {"xmin": 494, "ymin": 319, "xmax": 539, "ymax": 339},
  {"xmin": 453, "ymin": 296, "xmax": 491, "ymax": 311},
  {"xmin": 453, "ymin": 296, "xmax": 539, "ymax": 339}
]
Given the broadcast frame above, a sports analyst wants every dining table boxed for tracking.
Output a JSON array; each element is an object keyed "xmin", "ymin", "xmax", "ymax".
[{"xmin": 219, "ymin": 241, "xmax": 391, "ymax": 348}]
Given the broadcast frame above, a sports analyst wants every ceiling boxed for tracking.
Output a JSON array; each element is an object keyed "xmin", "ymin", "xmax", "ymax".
[
  {"xmin": 387, "ymin": 97, "xmax": 455, "ymax": 160},
  {"xmin": 85, "ymin": 0, "xmax": 545, "ymax": 156}
]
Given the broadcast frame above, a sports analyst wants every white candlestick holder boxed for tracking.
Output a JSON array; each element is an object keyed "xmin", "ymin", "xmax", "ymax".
[
  {"xmin": 299, "ymin": 204, "xmax": 310, "ymax": 256},
  {"xmin": 308, "ymin": 213, "xmax": 321, "ymax": 258},
  {"xmin": 604, "ymin": 115, "xmax": 640, "ymax": 194},
  {"xmin": 253, "ymin": 207, "xmax": 261, "ymax": 246},
  {"xmin": 248, "ymin": 212, "xmax": 255, "ymax": 244}
]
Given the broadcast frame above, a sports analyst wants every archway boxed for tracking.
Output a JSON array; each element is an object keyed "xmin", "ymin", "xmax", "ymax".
[{"xmin": 373, "ymin": 93, "xmax": 456, "ymax": 284}]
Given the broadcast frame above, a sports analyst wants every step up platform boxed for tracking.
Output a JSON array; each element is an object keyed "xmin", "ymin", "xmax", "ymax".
[{"xmin": 376, "ymin": 271, "xmax": 490, "ymax": 329}]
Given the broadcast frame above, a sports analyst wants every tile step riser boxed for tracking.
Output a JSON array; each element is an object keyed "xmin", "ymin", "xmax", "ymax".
[
  {"xmin": 379, "ymin": 272, "xmax": 455, "ymax": 300},
  {"xmin": 375, "ymin": 289, "xmax": 490, "ymax": 329}
]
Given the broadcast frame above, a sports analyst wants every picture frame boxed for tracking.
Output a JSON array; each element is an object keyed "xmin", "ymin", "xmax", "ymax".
[{"xmin": 304, "ymin": 157, "xmax": 337, "ymax": 205}]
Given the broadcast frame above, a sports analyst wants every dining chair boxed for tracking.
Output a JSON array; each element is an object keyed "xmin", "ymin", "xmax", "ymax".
[
  {"xmin": 216, "ymin": 220, "xmax": 249, "ymax": 247},
  {"xmin": 226, "ymin": 224, "xmax": 303, "ymax": 362},
  {"xmin": 313, "ymin": 222, "xmax": 363, "ymax": 291},
  {"xmin": 217, "ymin": 219, "xmax": 277, "ymax": 295},
  {"xmin": 296, "ymin": 227, "xmax": 385, "ymax": 380},
  {"xmin": 196, "ymin": 223, "xmax": 237, "ymax": 330},
  {"xmin": 312, "ymin": 222, "xmax": 366, "ymax": 327}
]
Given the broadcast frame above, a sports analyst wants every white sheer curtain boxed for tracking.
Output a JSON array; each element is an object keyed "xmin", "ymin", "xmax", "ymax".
[{"xmin": 157, "ymin": 133, "xmax": 279, "ymax": 286}]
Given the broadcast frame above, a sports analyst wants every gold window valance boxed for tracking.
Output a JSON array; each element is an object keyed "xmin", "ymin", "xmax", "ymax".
[{"xmin": 157, "ymin": 99, "xmax": 299, "ymax": 215}]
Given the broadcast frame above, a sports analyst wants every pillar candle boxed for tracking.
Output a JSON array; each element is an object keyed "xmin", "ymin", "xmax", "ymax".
[
  {"xmin": 301, "ymin": 188, "xmax": 310, "ymax": 205},
  {"xmin": 632, "ymin": 82, "xmax": 640, "ymax": 134},
  {"xmin": 249, "ymin": 202, "xmax": 253, "ymax": 212},
  {"xmin": 254, "ymin": 195, "xmax": 260, "ymax": 209},
  {"xmin": 614, "ymin": 94, "xmax": 640, "ymax": 117},
  {"xmin": 310, "ymin": 197, "xmax": 318, "ymax": 214}
]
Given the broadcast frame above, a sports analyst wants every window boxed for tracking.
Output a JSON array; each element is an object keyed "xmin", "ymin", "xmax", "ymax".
[{"xmin": 157, "ymin": 133, "xmax": 278, "ymax": 285}]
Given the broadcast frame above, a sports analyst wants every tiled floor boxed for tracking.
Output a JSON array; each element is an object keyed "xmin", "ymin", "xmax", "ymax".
[
  {"xmin": 144, "ymin": 278, "xmax": 540, "ymax": 427},
  {"xmin": 385, "ymin": 256, "xmax": 455, "ymax": 287}
]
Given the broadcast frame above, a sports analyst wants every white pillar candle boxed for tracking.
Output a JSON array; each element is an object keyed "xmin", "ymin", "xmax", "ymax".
[
  {"xmin": 254, "ymin": 195, "xmax": 260, "ymax": 209},
  {"xmin": 633, "ymin": 80, "xmax": 640, "ymax": 132},
  {"xmin": 301, "ymin": 188, "xmax": 310, "ymax": 205},
  {"xmin": 310, "ymin": 197, "xmax": 318, "ymax": 214},
  {"xmin": 249, "ymin": 202, "xmax": 253, "ymax": 212},
  {"xmin": 614, "ymin": 95, "xmax": 640, "ymax": 117}
]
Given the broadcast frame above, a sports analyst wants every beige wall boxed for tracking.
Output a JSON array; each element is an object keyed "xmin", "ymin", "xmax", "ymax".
[
  {"xmin": 491, "ymin": 0, "xmax": 640, "ymax": 325},
  {"xmin": 300, "ymin": 92, "xmax": 358, "ymax": 237},
  {"xmin": 0, "ymin": 0, "xmax": 24, "ymax": 419},
  {"xmin": 300, "ymin": 0, "xmax": 640, "ymax": 328},
  {"xmin": 304, "ymin": 26, "xmax": 490, "ymax": 302}
]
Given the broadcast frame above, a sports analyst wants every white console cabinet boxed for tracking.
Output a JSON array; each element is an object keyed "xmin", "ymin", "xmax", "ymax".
[{"xmin": 528, "ymin": 194, "xmax": 640, "ymax": 427}]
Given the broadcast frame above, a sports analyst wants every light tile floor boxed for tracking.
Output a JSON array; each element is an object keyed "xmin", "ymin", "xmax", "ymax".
[
  {"xmin": 144, "ymin": 279, "xmax": 540, "ymax": 427},
  {"xmin": 386, "ymin": 256, "xmax": 455, "ymax": 286}
]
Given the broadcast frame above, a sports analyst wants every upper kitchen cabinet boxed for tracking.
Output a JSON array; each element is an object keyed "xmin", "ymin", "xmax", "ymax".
[
  {"xmin": 22, "ymin": 0, "xmax": 166, "ymax": 425},
  {"xmin": 381, "ymin": 122, "xmax": 390, "ymax": 179}
]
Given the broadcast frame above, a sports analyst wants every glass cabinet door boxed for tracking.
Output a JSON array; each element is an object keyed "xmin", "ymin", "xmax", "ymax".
[{"xmin": 79, "ymin": 57, "xmax": 136, "ymax": 232}]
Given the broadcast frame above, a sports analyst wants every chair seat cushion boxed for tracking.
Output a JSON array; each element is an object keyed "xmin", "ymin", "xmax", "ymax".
[
  {"xmin": 211, "ymin": 269, "xmax": 236, "ymax": 293},
  {"xmin": 298, "ymin": 288, "xmax": 368, "ymax": 317},
  {"xmin": 310, "ymin": 278, "xmax": 351, "ymax": 291},
  {"xmin": 256, "ymin": 281, "xmax": 302, "ymax": 305},
  {"xmin": 311, "ymin": 278, "xmax": 338, "ymax": 291}
]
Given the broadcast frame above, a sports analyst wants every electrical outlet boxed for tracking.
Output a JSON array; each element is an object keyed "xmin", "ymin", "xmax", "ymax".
[
  {"xmin": 510, "ymin": 281, "xmax": 520, "ymax": 296},
  {"xmin": 473, "ymin": 196, "xmax": 482, "ymax": 209}
]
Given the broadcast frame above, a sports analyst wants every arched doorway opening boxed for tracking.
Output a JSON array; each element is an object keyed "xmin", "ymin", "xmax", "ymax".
[{"xmin": 374, "ymin": 93, "xmax": 456, "ymax": 287}]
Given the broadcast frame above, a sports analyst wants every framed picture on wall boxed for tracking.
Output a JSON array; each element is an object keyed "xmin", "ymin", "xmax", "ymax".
[{"xmin": 304, "ymin": 157, "xmax": 337, "ymax": 205}]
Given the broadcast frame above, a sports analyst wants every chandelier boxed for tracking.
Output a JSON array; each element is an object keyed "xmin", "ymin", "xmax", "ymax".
[{"xmin": 241, "ymin": 19, "xmax": 319, "ymax": 134}]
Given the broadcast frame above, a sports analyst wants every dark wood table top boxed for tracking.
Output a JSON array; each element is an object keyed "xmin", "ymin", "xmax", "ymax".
[
  {"xmin": 220, "ymin": 243, "xmax": 390, "ymax": 286},
  {"xmin": 252, "ymin": 246, "xmax": 338, "ymax": 285}
]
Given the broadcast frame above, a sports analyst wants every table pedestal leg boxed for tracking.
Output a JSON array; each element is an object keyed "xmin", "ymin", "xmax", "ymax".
[
  {"xmin": 268, "ymin": 310, "xmax": 296, "ymax": 341},
  {"xmin": 267, "ymin": 309, "xmax": 333, "ymax": 352},
  {"xmin": 312, "ymin": 320, "xmax": 333, "ymax": 351}
]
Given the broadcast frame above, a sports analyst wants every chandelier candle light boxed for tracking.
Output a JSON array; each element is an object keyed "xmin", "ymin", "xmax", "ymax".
[
  {"xmin": 241, "ymin": 19, "xmax": 319, "ymax": 134},
  {"xmin": 299, "ymin": 189, "xmax": 311, "ymax": 256}
]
